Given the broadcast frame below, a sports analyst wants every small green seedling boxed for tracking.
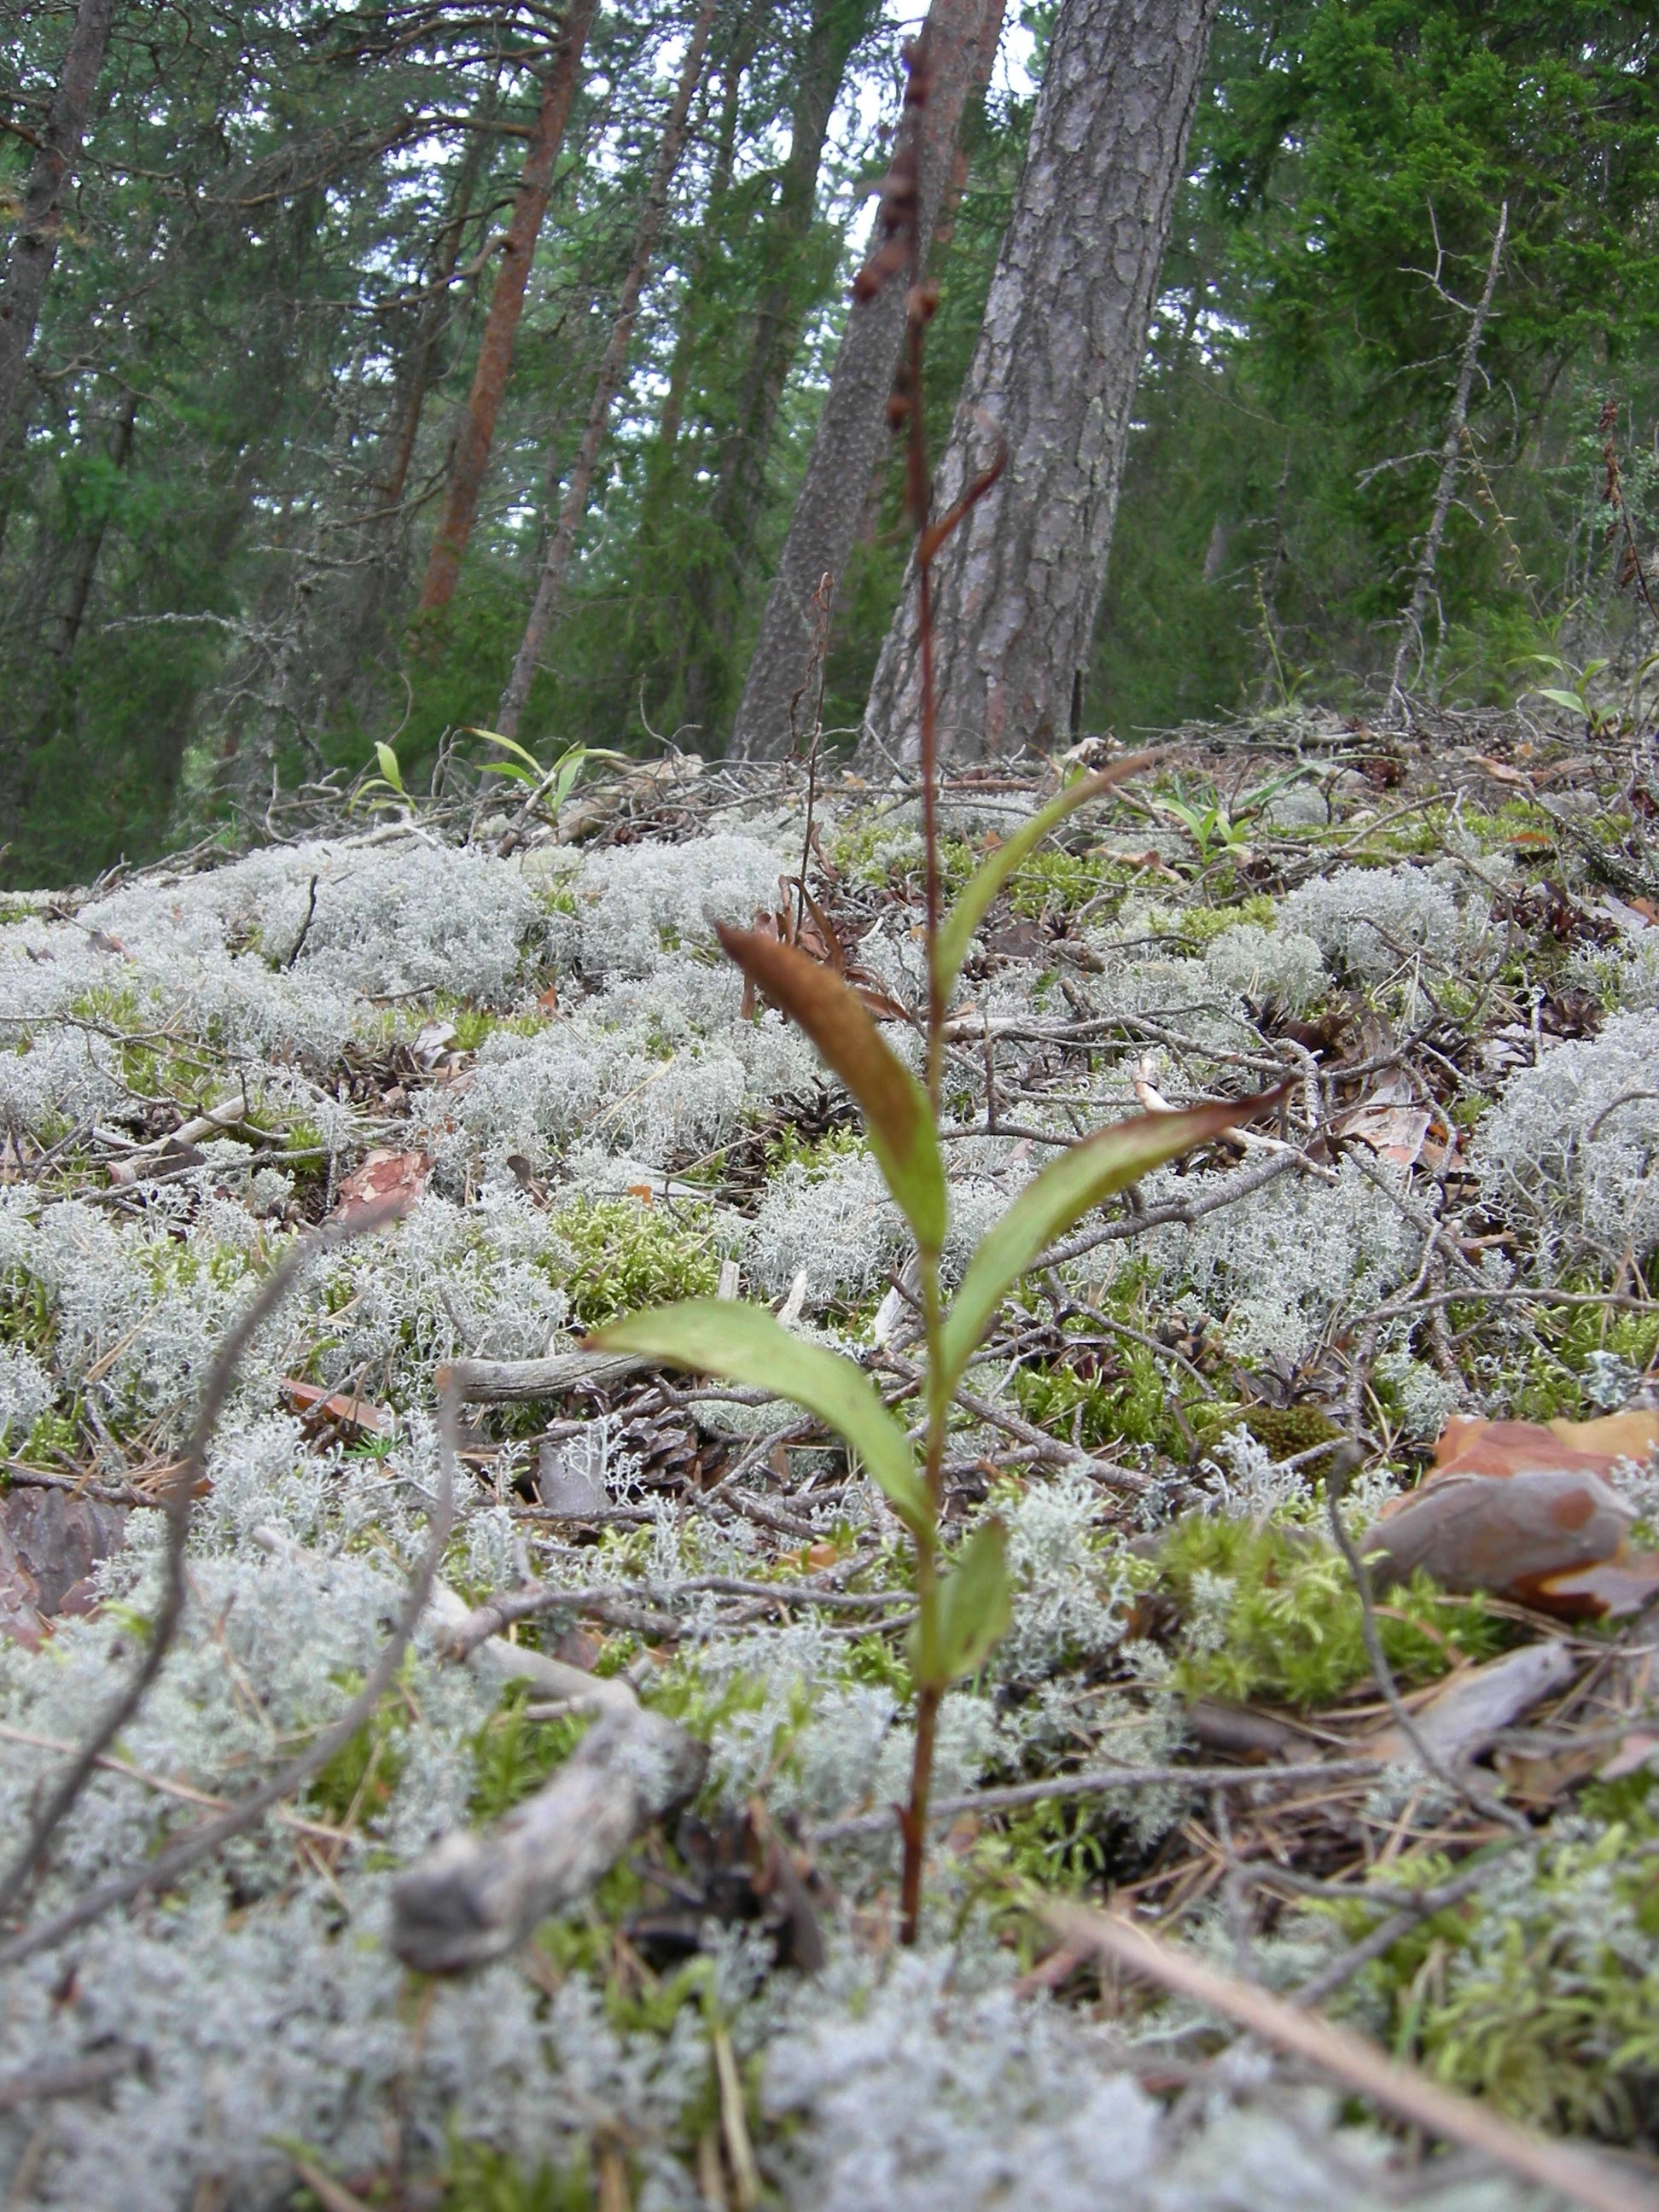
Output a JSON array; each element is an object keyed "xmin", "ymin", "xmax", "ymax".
[
  {"xmin": 355, "ymin": 740, "xmax": 410, "ymax": 810},
  {"xmin": 591, "ymin": 783, "xmax": 1282, "ymax": 1943},
  {"xmin": 463, "ymin": 729, "xmax": 623, "ymax": 829}
]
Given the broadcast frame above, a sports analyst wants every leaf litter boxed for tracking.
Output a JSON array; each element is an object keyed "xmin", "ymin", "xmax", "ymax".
[{"xmin": 0, "ymin": 711, "xmax": 1657, "ymax": 2206}]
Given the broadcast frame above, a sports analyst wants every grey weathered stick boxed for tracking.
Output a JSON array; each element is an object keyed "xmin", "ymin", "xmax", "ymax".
[
  {"xmin": 390, "ymin": 1708, "xmax": 707, "ymax": 1972},
  {"xmin": 1360, "ymin": 1640, "xmax": 1576, "ymax": 1770},
  {"xmin": 1054, "ymin": 1903, "xmax": 1653, "ymax": 2212},
  {"xmin": 0, "ymin": 2051, "xmax": 137, "ymax": 2113},
  {"xmin": 439, "ymin": 1348, "xmax": 652, "ymax": 1404}
]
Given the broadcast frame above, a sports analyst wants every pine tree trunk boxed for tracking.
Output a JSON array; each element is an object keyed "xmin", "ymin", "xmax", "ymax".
[
  {"xmin": 0, "ymin": 0, "xmax": 118, "ymax": 448},
  {"xmin": 376, "ymin": 85, "xmax": 501, "ymax": 520},
  {"xmin": 861, "ymin": 0, "xmax": 1220, "ymax": 767},
  {"xmin": 496, "ymin": 0, "xmax": 719, "ymax": 744},
  {"xmin": 677, "ymin": 0, "xmax": 882, "ymax": 735},
  {"xmin": 416, "ymin": 0, "xmax": 598, "ymax": 614},
  {"xmin": 730, "ymin": 0, "xmax": 1005, "ymax": 761}
]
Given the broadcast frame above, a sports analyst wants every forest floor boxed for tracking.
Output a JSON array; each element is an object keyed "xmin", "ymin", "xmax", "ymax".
[{"xmin": 2, "ymin": 707, "xmax": 1658, "ymax": 2211}]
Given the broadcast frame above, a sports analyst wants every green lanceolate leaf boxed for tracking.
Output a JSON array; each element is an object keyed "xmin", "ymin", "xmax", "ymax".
[
  {"xmin": 939, "ymin": 1086, "xmax": 1291, "ymax": 1392},
  {"xmin": 590, "ymin": 1299, "xmax": 931, "ymax": 1536},
  {"xmin": 932, "ymin": 750, "xmax": 1159, "ymax": 1007},
  {"xmin": 464, "ymin": 725, "xmax": 544, "ymax": 775},
  {"xmin": 910, "ymin": 1519, "xmax": 1010, "ymax": 1690},
  {"xmin": 373, "ymin": 742, "xmax": 406, "ymax": 796},
  {"xmin": 716, "ymin": 924, "xmax": 947, "ymax": 1254}
]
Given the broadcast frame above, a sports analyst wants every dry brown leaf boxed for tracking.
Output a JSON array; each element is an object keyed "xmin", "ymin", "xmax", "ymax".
[
  {"xmin": 330, "ymin": 1148, "xmax": 430, "ymax": 1224},
  {"xmin": 1532, "ymin": 1553, "xmax": 1659, "ymax": 1620},
  {"xmin": 280, "ymin": 1378, "xmax": 393, "ymax": 1436},
  {"xmin": 0, "ymin": 1489, "xmax": 128, "ymax": 1648},
  {"xmin": 1495, "ymin": 1738, "xmax": 1606, "ymax": 1803},
  {"xmin": 1429, "ymin": 1411, "xmax": 1659, "ymax": 1483},
  {"xmin": 1371, "ymin": 1409, "xmax": 1659, "ymax": 1617},
  {"xmin": 1368, "ymin": 1467, "xmax": 1634, "ymax": 1612},
  {"xmin": 1336, "ymin": 1067, "xmax": 1433, "ymax": 1169}
]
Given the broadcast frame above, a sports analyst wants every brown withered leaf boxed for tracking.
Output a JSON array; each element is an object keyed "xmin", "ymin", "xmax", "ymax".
[
  {"xmin": 280, "ymin": 1378, "xmax": 393, "ymax": 1438},
  {"xmin": 1532, "ymin": 1554, "xmax": 1659, "ymax": 1620},
  {"xmin": 1367, "ymin": 1467, "xmax": 1635, "ymax": 1611},
  {"xmin": 1334, "ymin": 1068, "xmax": 1433, "ymax": 1170},
  {"xmin": 1429, "ymin": 1410, "xmax": 1659, "ymax": 1483},
  {"xmin": 330, "ymin": 1148, "xmax": 430, "ymax": 1224},
  {"xmin": 0, "ymin": 1488, "xmax": 129, "ymax": 1647},
  {"xmin": 1366, "ymin": 1408, "xmax": 1659, "ymax": 1617}
]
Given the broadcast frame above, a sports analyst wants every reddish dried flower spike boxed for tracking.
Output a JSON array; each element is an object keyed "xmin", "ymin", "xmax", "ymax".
[{"xmin": 851, "ymin": 33, "xmax": 932, "ymax": 305}]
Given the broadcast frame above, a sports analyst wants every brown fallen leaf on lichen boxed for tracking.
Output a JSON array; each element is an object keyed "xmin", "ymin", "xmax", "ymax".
[
  {"xmin": 1367, "ymin": 1409, "xmax": 1659, "ymax": 1617},
  {"xmin": 329, "ymin": 1148, "xmax": 431, "ymax": 1224},
  {"xmin": 1429, "ymin": 1409, "xmax": 1659, "ymax": 1480}
]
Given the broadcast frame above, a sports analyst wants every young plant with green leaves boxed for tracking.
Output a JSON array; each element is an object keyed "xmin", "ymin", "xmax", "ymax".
[{"xmin": 591, "ymin": 37, "xmax": 1285, "ymax": 1945}]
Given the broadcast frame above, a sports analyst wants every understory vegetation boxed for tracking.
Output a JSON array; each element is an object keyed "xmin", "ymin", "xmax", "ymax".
[{"xmin": 1, "ymin": 712, "xmax": 1657, "ymax": 2207}]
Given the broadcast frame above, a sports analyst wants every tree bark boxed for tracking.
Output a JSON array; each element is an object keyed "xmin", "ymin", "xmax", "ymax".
[
  {"xmin": 678, "ymin": 0, "xmax": 882, "ymax": 734},
  {"xmin": 0, "ymin": 0, "xmax": 119, "ymax": 450},
  {"xmin": 731, "ymin": 0, "xmax": 1006, "ymax": 761},
  {"xmin": 375, "ymin": 82, "xmax": 501, "ymax": 520},
  {"xmin": 496, "ymin": 0, "xmax": 719, "ymax": 742},
  {"xmin": 1387, "ymin": 201, "xmax": 1508, "ymax": 716},
  {"xmin": 415, "ymin": 0, "xmax": 599, "ymax": 614},
  {"xmin": 860, "ymin": 0, "xmax": 1221, "ymax": 768}
]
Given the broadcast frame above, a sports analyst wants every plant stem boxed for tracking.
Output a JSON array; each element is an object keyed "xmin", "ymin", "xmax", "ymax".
[{"xmin": 899, "ymin": 1674, "xmax": 940, "ymax": 1944}]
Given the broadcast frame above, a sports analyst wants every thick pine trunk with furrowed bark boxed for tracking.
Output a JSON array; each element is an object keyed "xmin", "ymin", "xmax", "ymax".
[
  {"xmin": 0, "ymin": 0, "xmax": 118, "ymax": 450},
  {"xmin": 860, "ymin": 0, "xmax": 1221, "ymax": 768},
  {"xmin": 730, "ymin": 0, "xmax": 1006, "ymax": 761},
  {"xmin": 416, "ymin": 0, "xmax": 598, "ymax": 614}
]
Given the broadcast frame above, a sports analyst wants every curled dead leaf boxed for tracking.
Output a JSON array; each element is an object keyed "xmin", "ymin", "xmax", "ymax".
[
  {"xmin": 1369, "ymin": 1409, "xmax": 1659, "ymax": 1617},
  {"xmin": 330, "ymin": 1149, "xmax": 431, "ymax": 1225}
]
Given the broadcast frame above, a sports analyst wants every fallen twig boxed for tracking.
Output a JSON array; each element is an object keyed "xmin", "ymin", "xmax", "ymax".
[
  {"xmin": 0, "ymin": 2050, "xmax": 139, "ymax": 2114},
  {"xmin": 1054, "ymin": 1902, "xmax": 1653, "ymax": 2212},
  {"xmin": 808, "ymin": 1756, "xmax": 1384, "ymax": 1842},
  {"xmin": 390, "ymin": 1706, "xmax": 707, "ymax": 1972}
]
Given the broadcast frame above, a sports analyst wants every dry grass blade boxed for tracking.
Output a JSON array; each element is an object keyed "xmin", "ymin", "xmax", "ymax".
[{"xmin": 1051, "ymin": 1903, "xmax": 1659, "ymax": 2212}]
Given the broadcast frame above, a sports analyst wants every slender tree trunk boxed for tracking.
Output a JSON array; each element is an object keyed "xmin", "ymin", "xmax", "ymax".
[
  {"xmin": 1388, "ymin": 202, "xmax": 1509, "ymax": 716},
  {"xmin": 678, "ymin": 0, "xmax": 882, "ymax": 733},
  {"xmin": 496, "ymin": 0, "xmax": 719, "ymax": 743},
  {"xmin": 377, "ymin": 82, "xmax": 501, "ymax": 519},
  {"xmin": 416, "ymin": 0, "xmax": 599, "ymax": 614},
  {"xmin": 731, "ymin": 0, "xmax": 1005, "ymax": 760},
  {"xmin": 0, "ymin": 0, "xmax": 118, "ymax": 448},
  {"xmin": 861, "ymin": 0, "xmax": 1221, "ymax": 767},
  {"xmin": 53, "ymin": 381, "xmax": 139, "ymax": 659}
]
